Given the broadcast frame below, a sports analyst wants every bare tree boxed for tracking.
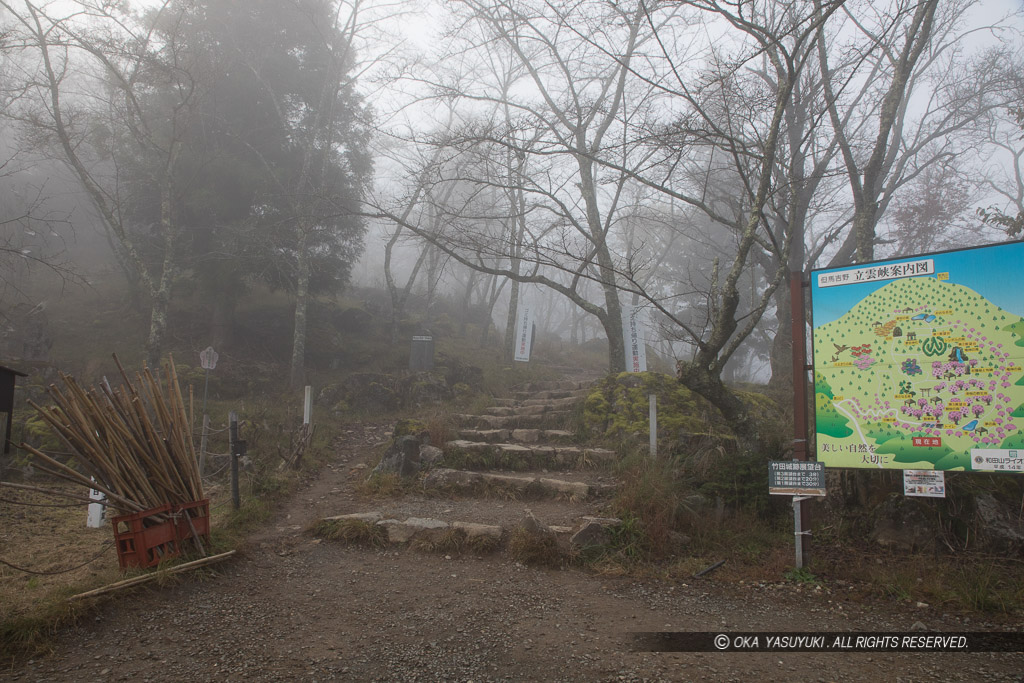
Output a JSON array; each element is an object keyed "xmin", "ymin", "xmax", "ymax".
[
  {"xmin": 818, "ymin": 0, "xmax": 1021, "ymax": 265},
  {"xmin": 978, "ymin": 105, "xmax": 1024, "ymax": 237},
  {"xmin": 2, "ymin": 0, "xmax": 208, "ymax": 366},
  {"xmin": 405, "ymin": 0, "xmax": 667, "ymax": 372}
]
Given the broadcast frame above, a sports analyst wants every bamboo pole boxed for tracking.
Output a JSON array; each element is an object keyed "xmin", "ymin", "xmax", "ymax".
[
  {"xmin": 20, "ymin": 354, "xmax": 204, "ymax": 514},
  {"xmin": 68, "ymin": 551, "xmax": 236, "ymax": 601}
]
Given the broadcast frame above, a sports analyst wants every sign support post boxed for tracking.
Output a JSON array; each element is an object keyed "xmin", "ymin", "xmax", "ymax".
[
  {"xmin": 198, "ymin": 346, "xmax": 219, "ymax": 477},
  {"xmin": 792, "ymin": 495, "xmax": 814, "ymax": 569},
  {"xmin": 791, "ymin": 271, "xmax": 812, "ymax": 567}
]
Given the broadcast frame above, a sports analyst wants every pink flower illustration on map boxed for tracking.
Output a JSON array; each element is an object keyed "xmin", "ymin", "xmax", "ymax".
[{"xmin": 854, "ymin": 354, "xmax": 875, "ymax": 370}]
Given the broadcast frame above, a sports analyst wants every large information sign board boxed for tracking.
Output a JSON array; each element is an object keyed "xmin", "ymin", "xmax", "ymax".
[{"xmin": 810, "ymin": 241, "xmax": 1024, "ymax": 471}]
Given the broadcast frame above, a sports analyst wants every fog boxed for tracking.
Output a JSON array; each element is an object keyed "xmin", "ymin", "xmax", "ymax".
[{"xmin": 1, "ymin": 0, "xmax": 1022, "ymax": 390}]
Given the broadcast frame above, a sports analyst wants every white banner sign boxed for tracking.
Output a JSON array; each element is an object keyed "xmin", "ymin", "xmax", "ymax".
[
  {"xmin": 903, "ymin": 470, "xmax": 946, "ymax": 498},
  {"xmin": 513, "ymin": 303, "xmax": 533, "ymax": 362},
  {"xmin": 622, "ymin": 305, "xmax": 647, "ymax": 372}
]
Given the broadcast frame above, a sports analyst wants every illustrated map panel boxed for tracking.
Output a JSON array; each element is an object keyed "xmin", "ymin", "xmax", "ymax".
[{"xmin": 810, "ymin": 242, "xmax": 1024, "ymax": 472}]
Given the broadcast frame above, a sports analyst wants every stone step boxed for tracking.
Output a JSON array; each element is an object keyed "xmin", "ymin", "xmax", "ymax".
[
  {"xmin": 519, "ymin": 395, "xmax": 587, "ymax": 409},
  {"xmin": 483, "ymin": 403, "xmax": 565, "ymax": 417},
  {"xmin": 509, "ymin": 428, "xmax": 577, "ymax": 444},
  {"xmin": 492, "ymin": 398, "xmax": 519, "ymax": 408},
  {"xmin": 323, "ymin": 512, "xmax": 504, "ymax": 545},
  {"xmin": 320, "ymin": 512, "xmax": 622, "ymax": 554},
  {"xmin": 512, "ymin": 388, "xmax": 589, "ymax": 401},
  {"xmin": 454, "ymin": 411, "xmax": 574, "ymax": 430},
  {"xmin": 457, "ymin": 428, "xmax": 511, "ymax": 443},
  {"xmin": 443, "ymin": 440, "xmax": 615, "ymax": 471},
  {"xmin": 421, "ymin": 468, "xmax": 617, "ymax": 500},
  {"xmin": 455, "ymin": 429, "xmax": 581, "ymax": 444}
]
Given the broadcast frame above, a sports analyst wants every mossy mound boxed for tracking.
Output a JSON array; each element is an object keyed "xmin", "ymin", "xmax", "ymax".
[{"xmin": 583, "ymin": 372, "xmax": 782, "ymax": 452}]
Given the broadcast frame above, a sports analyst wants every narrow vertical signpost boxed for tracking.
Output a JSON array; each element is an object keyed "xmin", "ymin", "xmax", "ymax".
[
  {"xmin": 303, "ymin": 385, "xmax": 312, "ymax": 426},
  {"xmin": 87, "ymin": 478, "xmax": 105, "ymax": 528},
  {"xmin": 622, "ymin": 304, "xmax": 655, "ymax": 457},
  {"xmin": 513, "ymin": 303, "xmax": 533, "ymax": 363},
  {"xmin": 198, "ymin": 346, "xmax": 219, "ymax": 476},
  {"xmin": 229, "ymin": 411, "xmax": 240, "ymax": 510}
]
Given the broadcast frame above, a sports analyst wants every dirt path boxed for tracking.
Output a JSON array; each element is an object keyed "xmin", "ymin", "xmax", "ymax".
[{"xmin": 4, "ymin": 422, "xmax": 1023, "ymax": 682}]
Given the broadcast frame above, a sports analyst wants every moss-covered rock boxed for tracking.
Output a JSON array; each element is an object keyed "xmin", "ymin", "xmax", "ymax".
[
  {"xmin": 393, "ymin": 418, "xmax": 429, "ymax": 439},
  {"xmin": 583, "ymin": 372, "xmax": 783, "ymax": 456},
  {"xmin": 584, "ymin": 372, "xmax": 720, "ymax": 440}
]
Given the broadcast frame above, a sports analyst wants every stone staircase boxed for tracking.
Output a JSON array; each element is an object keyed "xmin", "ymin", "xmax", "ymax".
[{"xmin": 319, "ymin": 376, "xmax": 623, "ymax": 556}]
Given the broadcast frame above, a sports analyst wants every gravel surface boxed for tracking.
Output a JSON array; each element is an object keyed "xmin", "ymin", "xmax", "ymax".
[{"xmin": 6, "ymin": 422, "xmax": 1023, "ymax": 682}]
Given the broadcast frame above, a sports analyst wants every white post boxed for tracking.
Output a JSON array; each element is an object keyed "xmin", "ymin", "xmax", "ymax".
[
  {"xmin": 303, "ymin": 385, "xmax": 312, "ymax": 425},
  {"xmin": 199, "ymin": 413, "xmax": 210, "ymax": 477},
  {"xmin": 649, "ymin": 393, "xmax": 657, "ymax": 458},
  {"xmin": 87, "ymin": 480, "xmax": 105, "ymax": 528}
]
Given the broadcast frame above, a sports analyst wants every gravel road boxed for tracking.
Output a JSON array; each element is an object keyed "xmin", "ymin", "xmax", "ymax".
[{"xmin": 5, "ymin": 423, "xmax": 1022, "ymax": 682}]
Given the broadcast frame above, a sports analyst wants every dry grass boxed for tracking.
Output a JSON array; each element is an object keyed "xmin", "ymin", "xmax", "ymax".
[
  {"xmin": 0, "ymin": 485, "xmax": 122, "ymax": 622},
  {"xmin": 308, "ymin": 519, "xmax": 387, "ymax": 547},
  {"xmin": 0, "ymin": 484, "xmax": 123, "ymax": 661},
  {"xmin": 465, "ymin": 534, "xmax": 502, "ymax": 555},
  {"xmin": 357, "ymin": 472, "xmax": 410, "ymax": 497},
  {"xmin": 506, "ymin": 528, "xmax": 563, "ymax": 567},
  {"xmin": 410, "ymin": 528, "xmax": 467, "ymax": 553}
]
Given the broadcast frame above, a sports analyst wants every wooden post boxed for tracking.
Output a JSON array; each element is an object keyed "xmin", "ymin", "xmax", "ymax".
[
  {"xmin": 649, "ymin": 394, "xmax": 657, "ymax": 458},
  {"xmin": 303, "ymin": 385, "xmax": 312, "ymax": 425},
  {"xmin": 790, "ymin": 271, "xmax": 811, "ymax": 567}
]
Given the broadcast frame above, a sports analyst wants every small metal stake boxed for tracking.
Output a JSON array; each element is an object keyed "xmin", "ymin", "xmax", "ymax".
[{"xmin": 793, "ymin": 495, "xmax": 813, "ymax": 569}]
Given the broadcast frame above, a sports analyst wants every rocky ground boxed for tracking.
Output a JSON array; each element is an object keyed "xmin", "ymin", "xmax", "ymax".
[{"xmin": 4, "ymin": 386, "xmax": 1024, "ymax": 682}]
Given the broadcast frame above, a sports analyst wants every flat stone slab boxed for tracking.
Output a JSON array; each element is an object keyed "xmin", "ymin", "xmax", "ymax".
[
  {"xmin": 510, "ymin": 428, "xmax": 541, "ymax": 443},
  {"xmin": 458, "ymin": 429, "xmax": 510, "ymax": 442},
  {"xmin": 462, "ymin": 413, "xmax": 572, "ymax": 429},
  {"xmin": 541, "ymin": 429, "xmax": 575, "ymax": 441},
  {"xmin": 451, "ymin": 521, "xmax": 503, "ymax": 540},
  {"xmin": 442, "ymin": 441, "xmax": 613, "ymax": 471},
  {"xmin": 422, "ymin": 468, "xmax": 592, "ymax": 499},
  {"xmin": 378, "ymin": 517, "xmax": 449, "ymax": 543},
  {"xmin": 446, "ymin": 439, "xmax": 495, "ymax": 453},
  {"xmin": 521, "ymin": 396, "xmax": 584, "ymax": 409},
  {"xmin": 323, "ymin": 512, "xmax": 383, "ymax": 524},
  {"xmin": 485, "ymin": 406, "xmax": 516, "ymax": 416},
  {"xmin": 498, "ymin": 443, "xmax": 533, "ymax": 455}
]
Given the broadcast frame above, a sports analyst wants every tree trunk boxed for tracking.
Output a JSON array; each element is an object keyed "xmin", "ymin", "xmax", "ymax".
[
  {"xmin": 146, "ymin": 292, "xmax": 170, "ymax": 370},
  {"xmin": 146, "ymin": 180, "xmax": 179, "ymax": 368},
  {"xmin": 769, "ymin": 285, "xmax": 792, "ymax": 390},
  {"xmin": 209, "ymin": 288, "xmax": 234, "ymax": 350},
  {"xmin": 676, "ymin": 360, "xmax": 760, "ymax": 453},
  {"xmin": 289, "ymin": 231, "xmax": 311, "ymax": 389}
]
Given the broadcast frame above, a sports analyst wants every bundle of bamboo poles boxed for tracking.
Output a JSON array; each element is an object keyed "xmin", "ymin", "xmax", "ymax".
[{"xmin": 13, "ymin": 354, "xmax": 203, "ymax": 516}]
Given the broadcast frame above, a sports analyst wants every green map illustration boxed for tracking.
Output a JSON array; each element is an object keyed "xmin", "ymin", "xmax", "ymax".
[{"xmin": 811, "ymin": 245, "xmax": 1024, "ymax": 471}]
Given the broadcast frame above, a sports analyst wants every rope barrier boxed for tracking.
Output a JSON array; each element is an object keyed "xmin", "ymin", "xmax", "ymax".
[{"xmin": 0, "ymin": 542, "xmax": 114, "ymax": 575}]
